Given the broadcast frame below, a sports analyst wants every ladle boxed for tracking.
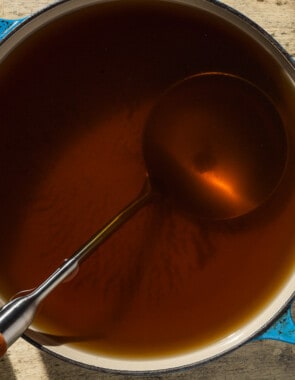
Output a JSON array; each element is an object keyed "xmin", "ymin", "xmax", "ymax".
[{"xmin": 0, "ymin": 72, "xmax": 287, "ymax": 355}]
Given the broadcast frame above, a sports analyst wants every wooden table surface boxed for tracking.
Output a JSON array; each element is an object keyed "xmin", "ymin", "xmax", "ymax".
[{"xmin": 0, "ymin": 1, "xmax": 294, "ymax": 379}]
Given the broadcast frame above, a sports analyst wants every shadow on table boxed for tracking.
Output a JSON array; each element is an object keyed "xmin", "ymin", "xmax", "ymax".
[
  {"xmin": 39, "ymin": 350, "xmax": 125, "ymax": 380},
  {"xmin": 0, "ymin": 355, "xmax": 17, "ymax": 380},
  {"xmin": 39, "ymin": 338, "xmax": 295, "ymax": 380}
]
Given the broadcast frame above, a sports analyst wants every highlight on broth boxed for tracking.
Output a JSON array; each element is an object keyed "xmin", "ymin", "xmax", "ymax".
[{"xmin": 0, "ymin": 0, "xmax": 294, "ymax": 359}]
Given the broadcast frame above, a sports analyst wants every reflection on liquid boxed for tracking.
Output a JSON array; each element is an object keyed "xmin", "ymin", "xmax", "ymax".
[{"xmin": 196, "ymin": 170, "xmax": 254, "ymax": 212}]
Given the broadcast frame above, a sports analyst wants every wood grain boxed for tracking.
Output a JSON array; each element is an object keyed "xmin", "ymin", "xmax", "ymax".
[{"xmin": 0, "ymin": 1, "xmax": 294, "ymax": 379}]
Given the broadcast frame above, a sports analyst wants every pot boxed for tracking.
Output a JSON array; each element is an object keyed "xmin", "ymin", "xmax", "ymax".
[{"xmin": 0, "ymin": 0, "xmax": 294, "ymax": 374}]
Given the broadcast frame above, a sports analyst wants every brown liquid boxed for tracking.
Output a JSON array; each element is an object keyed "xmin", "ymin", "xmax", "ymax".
[{"xmin": 0, "ymin": 1, "xmax": 294, "ymax": 359}]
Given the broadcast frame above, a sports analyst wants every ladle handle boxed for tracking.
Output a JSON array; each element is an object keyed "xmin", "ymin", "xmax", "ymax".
[
  {"xmin": 254, "ymin": 301, "xmax": 295, "ymax": 344},
  {"xmin": 0, "ymin": 181, "xmax": 151, "ymax": 356},
  {"xmin": 0, "ymin": 293, "xmax": 39, "ymax": 356}
]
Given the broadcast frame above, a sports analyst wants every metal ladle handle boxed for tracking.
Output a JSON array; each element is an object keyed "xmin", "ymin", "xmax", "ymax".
[{"xmin": 0, "ymin": 180, "xmax": 151, "ymax": 356}]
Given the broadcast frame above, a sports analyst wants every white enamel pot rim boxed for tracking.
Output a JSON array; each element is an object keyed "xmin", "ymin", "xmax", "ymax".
[{"xmin": 0, "ymin": 0, "xmax": 294, "ymax": 374}]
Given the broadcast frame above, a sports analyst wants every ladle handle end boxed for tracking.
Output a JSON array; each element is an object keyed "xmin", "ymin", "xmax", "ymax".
[
  {"xmin": 0, "ymin": 333, "xmax": 7, "ymax": 357},
  {"xmin": 0, "ymin": 294, "xmax": 38, "ymax": 355}
]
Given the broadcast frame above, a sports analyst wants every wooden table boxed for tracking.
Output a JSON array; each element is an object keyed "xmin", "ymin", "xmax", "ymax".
[{"xmin": 0, "ymin": 1, "xmax": 294, "ymax": 379}]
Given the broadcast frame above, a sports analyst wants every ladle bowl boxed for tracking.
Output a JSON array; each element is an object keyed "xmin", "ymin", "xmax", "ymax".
[{"xmin": 144, "ymin": 72, "xmax": 288, "ymax": 220}]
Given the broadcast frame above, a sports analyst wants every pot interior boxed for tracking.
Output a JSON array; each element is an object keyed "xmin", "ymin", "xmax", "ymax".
[{"xmin": 0, "ymin": 0, "xmax": 294, "ymax": 372}]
